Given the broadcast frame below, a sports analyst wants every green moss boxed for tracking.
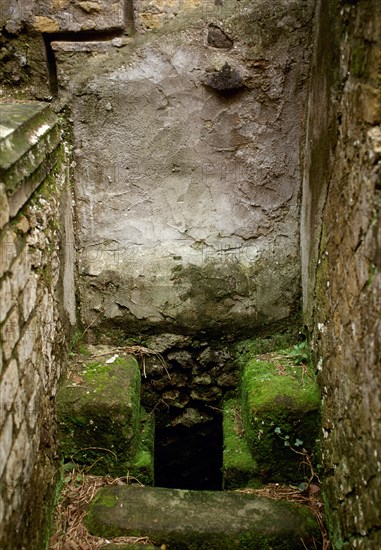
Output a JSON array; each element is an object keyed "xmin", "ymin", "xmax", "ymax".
[
  {"xmin": 98, "ymin": 494, "xmax": 118, "ymax": 508},
  {"xmin": 235, "ymin": 331, "xmax": 302, "ymax": 367},
  {"xmin": 126, "ymin": 411, "xmax": 155, "ymax": 485},
  {"xmin": 56, "ymin": 355, "xmax": 142, "ymax": 476},
  {"xmin": 78, "ymin": 344, "xmax": 92, "ymax": 356},
  {"xmin": 242, "ymin": 358, "xmax": 318, "ymax": 408},
  {"xmin": 222, "ymin": 399, "xmax": 259, "ymax": 489},
  {"xmin": 241, "ymin": 350, "xmax": 321, "ymax": 483},
  {"xmin": 321, "ymin": 491, "xmax": 346, "ymax": 550},
  {"xmin": 43, "ymin": 464, "xmax": 66, "ymax": 550},
  {"xmin": 351, "ymin": 40, "xmax": 368, "ymax": 79}
]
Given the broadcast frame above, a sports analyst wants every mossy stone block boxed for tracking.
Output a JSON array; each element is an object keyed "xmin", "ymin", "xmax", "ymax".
[
  {"xmin": 222, "ymin": 399, "xmax": 260, "ymax": 489},
  {"xmin": 85, "ymin": 485, "xmax": 321, "ymax": 549},
  {"xmin": 241, "ymin": 351, "xmax": 321, "ymax": 483},
  {"xmin": 57, "ymin": 355, "xmax": 141, "ymax": 476}
]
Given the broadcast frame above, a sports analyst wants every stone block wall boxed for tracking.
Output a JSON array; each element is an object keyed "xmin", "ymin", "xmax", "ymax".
[
  {"xmin": 0, "ymin": 102, "xmax": 75, "ymax": 549},
  {"xmin": 1, "ymin": 0, "xmax": 127, "ymax": 34},
  {"xmin": 301, "ymin": 0, "xmax": 381, "ymax": 547}
]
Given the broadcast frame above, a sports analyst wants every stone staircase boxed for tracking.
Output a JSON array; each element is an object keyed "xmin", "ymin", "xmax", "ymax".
[{"xmin": 57, "ymin": 341, "xmax": 322, "ymax": 549}]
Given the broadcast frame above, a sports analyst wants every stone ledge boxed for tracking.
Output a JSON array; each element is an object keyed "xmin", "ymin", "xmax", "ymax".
[
  {"xmin": 222, "ymin": 398, "xmax": 259, "ymax": 490},
  {"xmin": 241, "ymin": 349, "xmax": 321, "ymax": 483},
  {"xmin": 0, "ymin": 102, "xmax": 61, "ymax": 219}
]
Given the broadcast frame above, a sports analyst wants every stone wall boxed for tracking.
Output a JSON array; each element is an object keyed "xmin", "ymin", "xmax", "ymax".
[
  {"xmin": 301, "ymin": 0, "xmax": 381, "ymax": 547},
  {"xmin": 50, "ymin": 0, "xmax": 315, "ymax": 337},
  {"xmin": 0, "ymin": 0, "xmax": 127, "ymax": 33},
  {"xmin": 1, "ymin": 0, "xmax": 380, "ymax": 547},
  {"xmin": 1, "ymin": 0, "xmax": 315, "ymax": 337},
  {"xmin": 0, "ymin": 102, "xmax": 75, "ymax": 549}
]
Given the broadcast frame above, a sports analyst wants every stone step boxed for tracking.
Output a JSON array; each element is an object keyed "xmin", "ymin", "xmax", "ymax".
[
  {"xmin": 85, "ymin": 485, "xmax": 321, "ymax": 549},
  {"xmin": 240, "ymin": 350, "xmax": 321, "ymax": 482}
]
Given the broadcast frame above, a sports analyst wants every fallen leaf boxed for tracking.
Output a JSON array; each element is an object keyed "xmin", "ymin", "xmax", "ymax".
[{"xmin": 309, "ymin": 484, "xmax": 321, "ymax": 495}]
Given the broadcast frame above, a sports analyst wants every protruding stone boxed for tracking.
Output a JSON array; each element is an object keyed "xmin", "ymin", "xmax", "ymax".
[
  {"xmin": 207, "ymin": 24, "xmax": 234, "ymax": 49},
  {"xmin": 203, "ymin": 63, "xmax": 245, "ymax": 91},
  {"xmin": 33, "ymin": 16, "xmax": 60, "ymax": 33}
]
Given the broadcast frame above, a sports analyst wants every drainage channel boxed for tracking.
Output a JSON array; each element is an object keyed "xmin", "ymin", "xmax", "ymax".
[
  {"xmin": 139, "ymin": 340, "xmax": 236, "ymax": 491},
  {"xmin": 154, "ymin": 414, "xmax": 223, "ymax": 490}
]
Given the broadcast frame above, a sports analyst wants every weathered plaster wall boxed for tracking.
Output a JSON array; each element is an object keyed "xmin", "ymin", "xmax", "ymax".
[
  {"xmin": 301, "ymin": 0, "xmax": 381, "ymax": 547},
  {"xmin": 52, "ymin": 0, "xmax": 315, "ymax": 336},
  {"xmin": 0, "ymin": 103, "xmax": 75, "ymax": 549}
]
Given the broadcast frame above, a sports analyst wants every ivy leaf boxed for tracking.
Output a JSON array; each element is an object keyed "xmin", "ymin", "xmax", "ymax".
[{"xmin": 294, "ymin": 438, "xmax": 304, "ymax": 447}]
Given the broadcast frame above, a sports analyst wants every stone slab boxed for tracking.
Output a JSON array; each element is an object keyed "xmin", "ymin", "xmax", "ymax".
[
  {"xmin": 55, "ymin": 0, "xmax": 315, "ymax": 335},
  {"xmin": 85, "ymin": 485, "xmax": 321, "ymax": 549}
]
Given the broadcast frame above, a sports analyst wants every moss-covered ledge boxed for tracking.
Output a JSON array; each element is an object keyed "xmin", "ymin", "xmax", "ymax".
[{"xmin": 222, "ymin": 398, "xmax": 259, "ymax": 489}]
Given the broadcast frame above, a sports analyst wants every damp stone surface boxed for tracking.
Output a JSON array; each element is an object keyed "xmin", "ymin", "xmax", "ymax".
[
  {"xmin": 85, "ymin": 485, "xmax": 321, "ymax": 549},
  {"xmin": 56, "ymin": 354, "xmax": 144, "ymax": 476}
]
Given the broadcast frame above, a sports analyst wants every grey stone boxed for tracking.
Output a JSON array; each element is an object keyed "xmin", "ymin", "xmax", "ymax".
[
  {"xmin": 166, "ymin": 350, "xmax": 194, "ymax": 369},
  {"xmin": 85, "ymin": 485, "xmax": 321, "ymax": 548},
  {"xmin": 0, "ymin": 102, "xmax": 60, "ymax": 217},
  {"xmin": 207, "ymin": 24, "xmax": 234, "ymax": 49},
  {"xmin": 144, "ymin": 333, "xmax": 192, "ymax": 353},
  {"xmin": 172, "ymin": 407, "xmax": 212, "ymax": 427}
]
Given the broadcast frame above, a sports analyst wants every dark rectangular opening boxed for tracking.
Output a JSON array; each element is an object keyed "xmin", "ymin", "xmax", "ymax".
[{"xmin": 154, "ymin": 415, "xmax": 223, "ymax": 490}]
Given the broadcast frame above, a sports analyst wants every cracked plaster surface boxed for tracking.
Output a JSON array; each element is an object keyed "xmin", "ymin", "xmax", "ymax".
[{"xmin": 65, "ymin": 0, "xmax": 313, "ymax": 332}]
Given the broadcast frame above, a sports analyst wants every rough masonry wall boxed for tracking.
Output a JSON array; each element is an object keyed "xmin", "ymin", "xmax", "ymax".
[
  {"xmin": 52, "ymin": 0, "xmax": 315, "ymax": 336},
  {"xmin": 301, "ymin": 0, "xmax": 381, "ymax": 547},
  {"xmin": 0, "ymin": 103, "xmax": 75, "ymax": 549},
  {"xmin": 0, "ymin": 0, "xmax": 132, "ymax": 101},
  {"xmin": 1, "ymin": 0, "xmax": 127, "ymax": 33}
]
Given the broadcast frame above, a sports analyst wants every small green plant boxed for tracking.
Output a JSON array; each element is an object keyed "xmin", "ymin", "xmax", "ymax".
[
  {"xmin": 274, "ymin": 426, "xmax": 304, "ymax": 448},
  {"xmin": 68, "ymin": 328, "xmax": 84, "ymax": 357},
  {"xmin": 274, "ymin": 426, "xmax": 321, "ymax": 489},
  {"xmin": 288, "ymin": 341, "xmax": 309, "ymax": 365}
]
